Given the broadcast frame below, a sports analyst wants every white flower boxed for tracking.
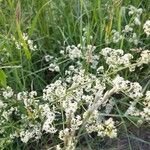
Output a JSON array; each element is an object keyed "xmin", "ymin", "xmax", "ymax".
[
  {"xmin": 0, "ymin": 100, "xmax": 5, "ymax": 108},
  {"xmin": 134, "ymin": 17, "xmax": 141, "ymax": 25},
  {"xmin": 101, "ymin": 48, "xmax": 133, "ymax": 69},
  {"xmin": 60, "ymin": 50, "xmax": 65, "ymax": 55},
  {"xmin": 129, "ymin": 33, "xmax": 138, "ymax": 45},
  {"xmin": 20, "ymin": 130, "xmax": 34, "ymax": 143},
  {"xmin": 97, "ymin": 66, "xmax": 104, "ymax": 73},
  {"xmin": 91, "ymin": 55, "xmax": 99, "ymax": 69},
  {"xmin": 112, "ymin": 75, "xmax": 143, "ymax": 99},
  {"xmin": 121, "ymin": 53, "xmax": 133, "ymax": 67},
  {"xmin": 40, "ymin": 104, "xmax": 56, "ymax": 133},
  {"xmin": 66, "ymin": 45, "xmax": 82, "ymax": 60},
  {"xmin": 56, "ymin": 145, "xmax": 62, "ymax": 150},
  {"xmin": 124, "ymin": 25, "xmax": 133, "ymax": 32},
  {"xmin": 145, "ymin": 91, "xmax": 150, "ymax": 102},
  {"xmin": 41, "ymin": 104, "xmax": 55, "ymax": 122},
  {"xmin": 112, "ymin": 30, "xmax": 122, "ymax": 43},
  {"xmin": 69, "ymin": 65, "xmax": 75, "ymax": 71},
  {"xmin": 129, "ymin": 82, "xmax": 143, "ymax": 98},
  {"xmin": 112, "ymin": 75, "xmax": 130, "ymax": 91},
  {"xmin": 104, "ymin": 118, "xmax": 117, "ymax": 138},
  {"xmin": 42, "ymin": 121, "xmax": 57, "ymax": 133},
  {"xmin": 44, "ymin": 55, "xmax": 53, "ymax": 62},
  {"xmin": 140, "ymin": 107, "xmax": 150, "ymax": 121},
  {"xmin": 63, "ymin": 100, "xmax": 78, "ymax": 118},
  {"xmin": 125, "ymin": 105, "xmax": 136, "ymax": 115},
  {"xmin": 139, "ymin": 50, "xmax": 150, "ymax": 64},
  {"xmin": 29, "ymin": 91, "xmax": 37, "ymax": 98},
  {"xmin": 13, "ymin": 33, "xmax": 37, "ymax": 51},
  {"xmin": 128, "ymin": 6, "xmax": 142, "ymax": 26},
  {"xmin": 59, "ymin": 128, "xmax": 70, "ymax": 140},
  {"xmin": 49, "ymin": 63, "xmax": 60, "ymax": 72},
  {"xmin": 17, "ymin": 91, "xmax": 28, "ymax": 101},
  {"xmin": 71, "ymin": 115, "xmax": 82, "ymax": 130},
  {"xmin": 22, "ymin": 33, "xmax": 28, "ymax": 41},
  {"xmin": 143, "ymin": 20, "xmax": 150, "ymax": 36},
  {"xmin": 2, "ymin": 86, "xmax": 14, "ymax": 99}
]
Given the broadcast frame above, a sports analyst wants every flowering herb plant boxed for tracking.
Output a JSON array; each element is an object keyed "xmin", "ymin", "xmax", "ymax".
[{"xmin": 0, "ymin": 1, "xmax": 149, "ymax": 150}]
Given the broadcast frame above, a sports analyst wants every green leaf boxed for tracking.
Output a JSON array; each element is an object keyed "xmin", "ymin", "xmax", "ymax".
[{"xmin": 0, "ymin": 69, "xmax": 7, "ymax": 87}]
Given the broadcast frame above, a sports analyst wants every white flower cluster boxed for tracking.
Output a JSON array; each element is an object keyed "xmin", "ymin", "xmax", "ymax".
[
  {"xmin": 60, "ymin": 44, "xmax": 98, "ymax": 68},
  {"xmin": 2, "ymin": 86, "xmax": 14, "ymax": 99},
  {"xmin": 112, "ymin": 75, "xmax": 143, "ymax": 99},
  {"xmin": 65, "ymin": 45, "xmax": 82, "ymax": 60},
  {"xmin": 123, "ymin": 25, "xmax": 133, "ymax": 33},
  {"xmin": 20, "ymin": 124, "xmax": 42, "ymax": 143},
  {"xmin": 101, "ymin": 48, "xmax": 149, "ymax": 72},
  {"xmin": 0, "ymin": 88, "xmax": 44, "ymax": 144},
  {"xmin": 84, "ymin": 112, "xmax": 117, "ymax": 138},
  {"xmin": 112, "ymin": 30, "xmax": 123, "ymax": 43},
  {"xmin": 98, "ymin": 118, "xmax": 117, "ymax": 138},
  {"xmin": 59, "ymin": 128, "xmax": 76, "ymax": 150},
  {"xmin": 128, "ymin": 33, "xmax": 139, "ymax": 45},
  {"xmin": 128, "ymin": 5, "xmax": 143, "ymax": 26},
  {"xmin": 0, "ymin": 48, "xmax": 10, "ymax": 64},
  {"xmin": 0, "ymin": 99, "xmax": 5, "ymax": 109},
  {"xmin": 143, "ymin": 20, "xmax": 150, "ymax": 36},
  {"xmin": 40, "ymin": 104, "xmax": 57, "ymax": 133},
  {"xmin": 42, "ymin": 66, "xmax": 109, "ymax": 148},
  {"xmin": 43, "ymin": 54, "xmax": 60, "ymax": 72},
  {"xmin": 44, "ymin": 55, "xmax": 54, "ymax": 62},
  {"xmin": 140, "ymin": 91, "xmax": 150, "ymax": 121},
  {"xmin": 22, "ymin": 33, "xmax": 37, "ymax": 51},
  {"xmin": 101, "ymin": 47, "xmax": 133, "ymax": 69},
  {"xmin": 17, "ymin": 91, "xmax": 37, "ymax": 107},
  {"xmin": 138, "ymin": 50, "xmax": 150, "ymax": 65},
  {"xmin": 126, "ymin": 91, "xmax": 150, "ymax": 122},
  {"xmin": 82, "ymin": 27, "xmax": 93, "ymax": 43},
  {"xmin": 0, "ymin": 43, "xmax": 150, "ymax": 149},
  {"xmin": 11, "ymin": 33, "xmax": 37, "ymax": 51},
  {"xmin": 49, "ymin": 63, "xmax": 60, "ymax": 72},
  {"xmin": 109, "ymin": 6, "xmax": 143, "ymax": 45},
  {"xmin": 43, "ymin": 80, "xmax": 66, "ymax": 102},
  {"xmin": 85, "ymin": 45, "xmax": 98, "ymax": 68}
]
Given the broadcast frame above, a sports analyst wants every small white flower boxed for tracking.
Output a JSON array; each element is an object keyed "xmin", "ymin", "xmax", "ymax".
[
  {"xmin": 139, "ymin": 50, "xmax": 150, "ymax": 64},
  {"xmin": 49, "ymin": 63, "xmax": 60, "ymax": 72},
  {"xmin": 0, "ymin": 101, "xmax": 4, "ymax": 108},
  {"xmin": 29, "ymin": 91, "xmax": 37, "ymax": 98},
  {"xmin": 20, "ymin": 130, "xmax": 34, "ymax": 143},
  {"xmin": 134, "ymin": 17, "xmax": 141, "ymax": 25},
  {"xmin": 44, "ymin": 55, "xmax": 53, "ymax": 62},
  {"xmin": 60, "ymin": 50, "xmax": 65, "ymax": 55},
  {"xmin": 2, "ymin": 86, "xmax": 14, "ymax": 99},
  {"xmin": 143, "ymin": 20, "xmax": 150, "ymax": 36},
  {"xmin": 112, "ymin": 31, "xmax": 122, "ymax": 43},
  {"xmin": 124, "ymin": 25, "xmax": 133, "ymax": 32},
  {"xmin": 66, "ymin": 45, "xmax": 82, "ymax": 60}
]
